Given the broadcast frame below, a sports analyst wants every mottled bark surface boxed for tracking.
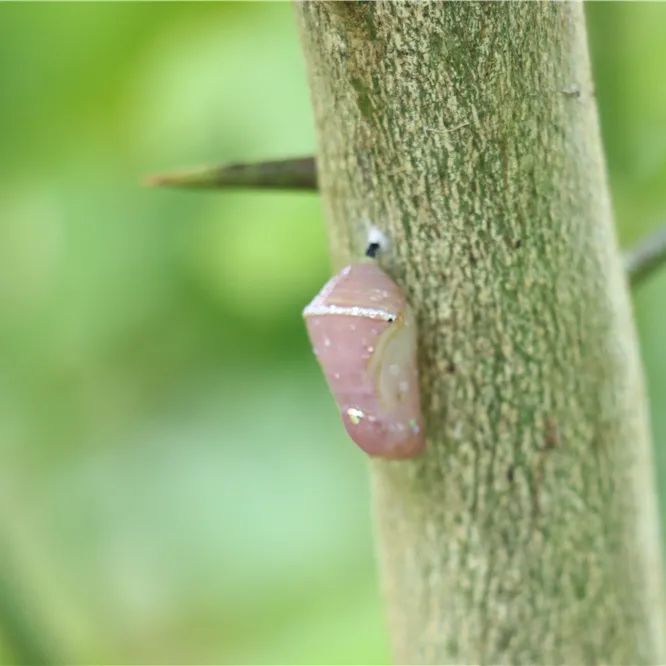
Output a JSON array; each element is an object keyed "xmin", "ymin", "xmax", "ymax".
[{"xmin": 296, "ymin": 2, "xmax": 665, "ymax": 664}]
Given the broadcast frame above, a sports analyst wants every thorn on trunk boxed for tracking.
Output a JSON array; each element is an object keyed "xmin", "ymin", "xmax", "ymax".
[{"xmin": 144, "ymin": 156, "xmax": 317, "ymax": 192}]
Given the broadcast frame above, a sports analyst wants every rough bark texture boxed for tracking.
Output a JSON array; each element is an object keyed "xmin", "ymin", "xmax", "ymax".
[{"xmin": 296, "ymin": 2, "xmax": 665, "ymax": 665}]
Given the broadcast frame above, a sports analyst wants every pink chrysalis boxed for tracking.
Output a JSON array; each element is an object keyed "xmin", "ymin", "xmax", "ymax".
[{"xmin": 303, "ymin": 262, "xmax": 425, "ymax": 459}]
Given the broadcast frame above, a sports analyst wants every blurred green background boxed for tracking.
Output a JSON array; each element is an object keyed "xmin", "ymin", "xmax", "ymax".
[{"xmin": 0, "ymin": 3, "xmax": 665, "ymax": 664}]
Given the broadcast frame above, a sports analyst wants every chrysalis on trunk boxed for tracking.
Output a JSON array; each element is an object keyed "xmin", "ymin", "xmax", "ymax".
[{"xmin": 303, "ymin": 262, "xmax": 425, "ymax": 459}]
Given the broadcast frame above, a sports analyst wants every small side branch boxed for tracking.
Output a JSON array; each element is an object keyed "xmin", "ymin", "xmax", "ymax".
[
  {"xmin": 144, "ymin": 156, "xmax": 317, "ymax": 191},
  {"xmin": 625, "ymin": 225, "xmax": 666, "ymax": 287}
]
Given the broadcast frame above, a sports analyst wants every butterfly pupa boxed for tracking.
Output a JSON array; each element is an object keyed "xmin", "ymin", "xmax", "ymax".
[{"xmin": 303, "ymin": 262, "xmax": 425, "ymax": 459}]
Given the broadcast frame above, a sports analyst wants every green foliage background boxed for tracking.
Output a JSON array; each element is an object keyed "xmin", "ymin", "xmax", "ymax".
[{"xmin": 0, "ymin": 3, "xmax": 665, "ymax": 663}]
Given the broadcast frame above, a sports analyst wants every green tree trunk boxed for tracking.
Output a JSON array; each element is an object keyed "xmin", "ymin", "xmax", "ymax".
[{"xmin": 296, "ymin": 2, "xmax": 666, "ymax": 664}]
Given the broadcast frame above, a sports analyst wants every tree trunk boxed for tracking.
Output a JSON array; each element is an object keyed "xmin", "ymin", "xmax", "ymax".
[{"xmin": 296, "ymin": 2, "xmax": 665, "ymax": 664}]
